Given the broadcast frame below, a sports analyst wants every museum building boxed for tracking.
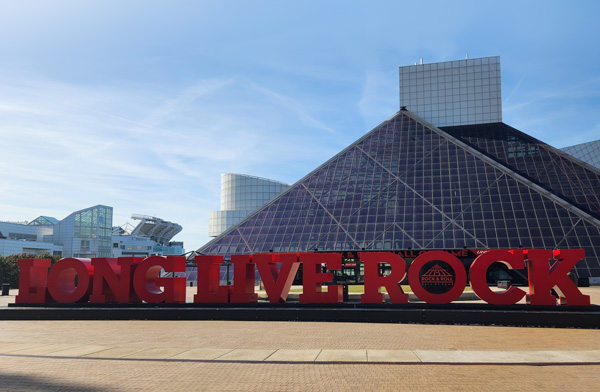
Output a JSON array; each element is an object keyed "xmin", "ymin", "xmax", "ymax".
[
  {"xmin": 0, "ymin": 205, "xmax": 184, "ymax": 259},
  {"xmin": 195, "ymin": 56, "xmax": 600, "ymax": 281}
]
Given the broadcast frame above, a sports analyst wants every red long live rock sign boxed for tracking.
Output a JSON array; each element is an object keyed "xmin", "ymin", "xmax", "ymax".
[{"xmin": 15, "ymin": 249, "xmax": 590, "ymax": 306}]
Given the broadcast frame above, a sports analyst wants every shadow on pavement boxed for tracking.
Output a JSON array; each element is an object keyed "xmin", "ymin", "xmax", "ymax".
[{"xmin": 0, "ymin": 372, "xmax": 104, "ymax": 392}]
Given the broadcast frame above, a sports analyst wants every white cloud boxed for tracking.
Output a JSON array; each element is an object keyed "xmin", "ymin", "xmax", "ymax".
[
  {"xmin": 0, "ymin": 74, "xmax": 341, "ymax": 249},
  {"xmin": 504, "ymin": 76, "xmax": 600, "ymax": 114},
  {"xmin": 245, "ymin": 80, "xmax": 337, "ymax": 134},
  {"xmin": 358, "ymin": 70, "xmax": 398, "ymax": 127}
]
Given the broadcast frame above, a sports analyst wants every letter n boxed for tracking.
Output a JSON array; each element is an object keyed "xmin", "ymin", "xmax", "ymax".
[{"xmin": 89, "ymin": 257, "xmax": 142, "ymax": 303}]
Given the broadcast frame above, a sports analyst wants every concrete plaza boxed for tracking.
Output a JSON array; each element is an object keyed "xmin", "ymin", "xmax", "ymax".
[{"xmin": 0, "ymin": 287, "xmax": 599, "ymax": 391}]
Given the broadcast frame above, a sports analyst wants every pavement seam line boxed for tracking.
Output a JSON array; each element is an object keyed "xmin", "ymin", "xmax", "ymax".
[
  {"xmin": 212, "ymin": 348, "xmax": 236, "ymax": 360},
  {"xmin": 2, "ymin": 347, "xmax": 600, "ymax": 364},
  {"xmin": 1, "ymin": 353, "xmax": 600, "ymax": 366},
  {"xmin": 263, "ymin": 349, "xmax": 278, "ymax": 361}
]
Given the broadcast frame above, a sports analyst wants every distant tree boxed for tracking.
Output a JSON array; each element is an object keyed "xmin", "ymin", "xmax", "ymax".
[
  {"xmin": 0, "ymin": 254, "xmax": 21, "ymax": 288},
  {"xmin": 35, "ymin": 253, "xmax": 62, "ymax": 265},
  {"xmin": 0, "ymin": 253, "xmax": 62, "ymax": 288}
]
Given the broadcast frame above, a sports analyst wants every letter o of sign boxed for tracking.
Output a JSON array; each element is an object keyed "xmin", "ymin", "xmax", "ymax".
[
  {"xmin": 47, "ymin": 258, "xmax": 93, "ymax": 303},
  {"xmin": 408, "ymin": 251, "xmax": 467, "ymax": 304}
]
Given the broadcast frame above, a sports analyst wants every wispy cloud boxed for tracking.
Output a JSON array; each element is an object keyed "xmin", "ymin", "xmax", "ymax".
[
  {"xmin": 0, "ymin": 74, "xmax": 341, "ymax": 248},
  {"xmin": 358, "ymin": 70, "xmax": 398, "ymax": 127},
  {"xmin": 246, "ymin": 80, "xmax": 337, "ymax": 134},
  {"xmin": 503, "ymin": 74, "xmax": 525, "ymax": 107},
  {"xmin": 504, "ymin": 76, "xmax": 600, "ymax": 113},
  {"xmin": 143, "ymin": 78, "xmax": 235, "ymax": 128}
]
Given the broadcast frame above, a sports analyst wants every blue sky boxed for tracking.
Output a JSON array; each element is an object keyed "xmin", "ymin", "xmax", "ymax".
[{"xmin": 1, "ymin": 0, "xmax": 599, "ymax": 250}]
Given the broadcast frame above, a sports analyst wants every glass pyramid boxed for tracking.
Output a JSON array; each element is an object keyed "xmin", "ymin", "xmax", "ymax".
[
  {"xmin": 198, "ymin": 110, "xmax": 600, "ymax": 278},
  {"xmin": 561, "ymin": 139, "xmax": 600, "ymax": 170}
]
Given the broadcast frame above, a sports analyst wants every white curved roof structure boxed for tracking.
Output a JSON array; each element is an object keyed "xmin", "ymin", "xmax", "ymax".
[
  {"xmin": 209, "ymin": 173, "xmax": 290, "ymax": 237},
  {"xmin": 129, "ymin": 214, "xmax": 182, "ymax": 245}
]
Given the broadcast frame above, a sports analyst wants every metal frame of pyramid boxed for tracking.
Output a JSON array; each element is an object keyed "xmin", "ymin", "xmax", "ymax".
[{"xmin": 198, "ymin": 110, "xmax": 600, "ymax": 278}]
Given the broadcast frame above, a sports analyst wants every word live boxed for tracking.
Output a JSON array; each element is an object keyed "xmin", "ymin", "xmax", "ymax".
[{"xmin": 15, "ymin": 249, "xmax": 590, "ymax": 306}]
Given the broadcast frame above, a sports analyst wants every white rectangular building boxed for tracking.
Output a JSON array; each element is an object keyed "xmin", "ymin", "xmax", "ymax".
[{"xmin": 400, "ymin": 56, "xmax": 502, "ymax": 127}]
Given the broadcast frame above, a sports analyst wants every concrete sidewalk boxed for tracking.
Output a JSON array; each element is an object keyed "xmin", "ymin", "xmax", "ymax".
[{"xmin": 1, "ymin": 342, "xmax": 600, "ymax": 364}]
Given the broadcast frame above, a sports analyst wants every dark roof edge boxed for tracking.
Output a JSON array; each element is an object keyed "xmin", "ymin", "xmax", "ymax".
[
  {"xmin": 403, "ymin": 111, "xmax": 600, "ymax": 230},
  {"xmin": 443, "ymin": 122, "xmax": 600, "ymax": 176}
]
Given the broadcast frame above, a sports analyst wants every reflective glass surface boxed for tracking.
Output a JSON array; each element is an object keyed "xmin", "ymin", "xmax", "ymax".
[
  {"xmin": 561, "ymin": 139, "xmax": 600, "ymax": 170},
  {"xmin": 199, "ymin": 111, "xmax": 600, "ymax": 277},
  {"xmin": 442, "ymin": 123, "xmax": 600, "ymax": 222}
]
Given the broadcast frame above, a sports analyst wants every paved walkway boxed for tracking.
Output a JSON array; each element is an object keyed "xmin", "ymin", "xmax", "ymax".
[
  {"xmin": 0, "ymin": 287, "xmax": 599, "ymax": 390},
  {"xmin": 1, "ymin": 342, "xmax": 600, "ymax": 364}
]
